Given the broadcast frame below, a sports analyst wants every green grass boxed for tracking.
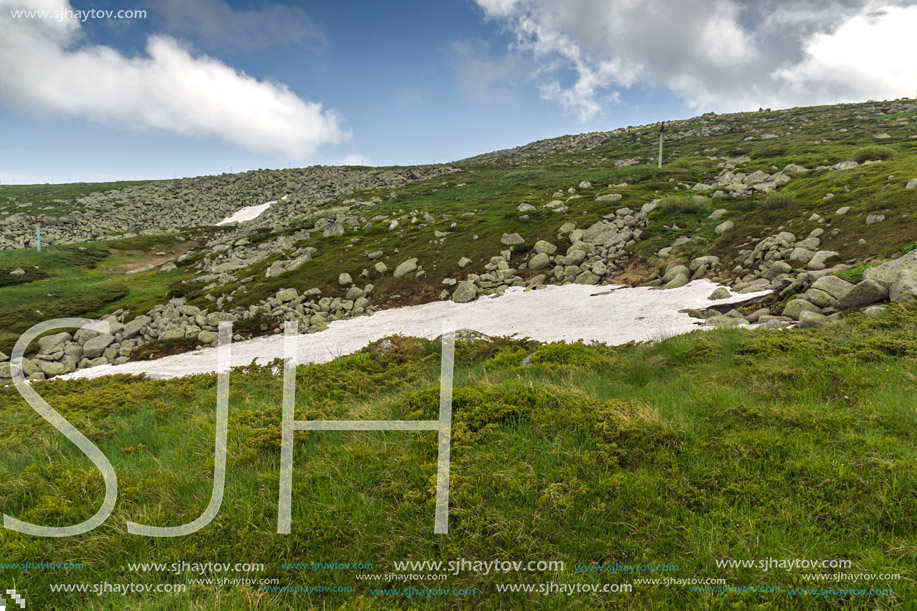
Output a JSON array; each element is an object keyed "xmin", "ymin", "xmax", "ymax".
[
  {"xmin": 1, "ymin": 308, "xmax": 915, "ymax": 609},
  {"xmin": 0, "ymin": 234, "xmax": 204, "ymax": 353},
  {"xmin": 0, "ymin": 180, "xmax": 152, "ymax": 216}
]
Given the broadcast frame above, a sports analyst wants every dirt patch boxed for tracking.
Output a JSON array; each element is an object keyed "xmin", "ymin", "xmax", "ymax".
[
  {"xmin": 108, "ymin": 241, "xmax": 198, "ymax": 274},
  {"xmin": 608, "ymin": 257, "xmax": 661, "ymax": 287}
]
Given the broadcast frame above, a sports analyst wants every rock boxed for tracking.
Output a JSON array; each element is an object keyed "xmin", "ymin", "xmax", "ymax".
[
  {"xmin": 865, "ymin": 214, "xmax": 886, "ymax": 225},
  {"xmin": 766, "ymin": 261, "xmax": 793, "ymax": 280},
  {"xmin": 807, "ymin": 251, "xmax": 839, "ymax": 270},
  {"xmin": 393, "ymin": 258, "xmax": 419, "ymax": 278},
  {"xmin": 37, "ymin": 332, "xmax": 72, "ymax": 354},
  {"xmin": 837, "ymin": 279, "xmax": 888, "ymax": 309},
  {"xmin": 374, "ymin": 262, "xmax": 388, "ymax": 273},
  {"xmin": 345, "ymin": 286, "xmax": 365, "ymax": 300},
  {"xmin": 788, "ymin": 247, "xmax": 816, "ymax": 264},
  {"xmin": 533, "ymin": 240, "xmax": 557, "ymax": 255},
  {"xmin": 161, "ymin": 326, "xmax": 186, "ymax": 341},
  {"xmin": 661, "ymin": 272, "xmax": 689, "ymax": 289},
  {"xmin": 706, "ymin": 315, "xmax": 746, "ymax": 327},
  {"xmin": 689, "ymin": 256, "xmax": 719, "ymax": 272},
  {"xmin": 575, "ymin": 271, "xmax": 600, "ymax": 285},
  {"xmin": 863, "ymin": 250, "xmax": 917, "ymax": 288},
  {"xmin": 160, "ymin": 262, "xmax": 178, "ymax": 272},
  {"xmin": 276, "ymin": 288, "xmax": 298, "ymax": 302},
  {"xmin": 10, "ymin": 268, "xmax": 25, "ymax": 275},
  {"xmin": 36, "ymin": 359, "xmax": 69, "ymax": 376},
  {"xmin": 338, "ymin": 272, "xmax": 353, "ymax": 286},
  {"xmin": 708, "ymin": 287, "xmax": 731, "ymax": 300},
  {"xmin": 715, "ymin": 220, "xmax": 734, "ymax": 235},
  {"xmin": 517, "ymin": 203, "xmax": 536, "ymax": 212},
  {"xmin": 833, "ymin": 160, "xmax": 858, "ymax": 171},
  {"xmin": 906, "ymin": 178, "xmax": 917, "ymax": 189},
  {"xmin": 595, "ymin": 193, "xmax": 623, "ymax": 202},
  {"xmin": 82, "ymin": 334, "xmax": 116, "ymax": 359},
  {"xmin": 708, "ymin": 209, "xmax": 728, "ymax": 220},
  {"xmin": 452, "ymin": 280, "xmax": 477, "ymax": 303},
  {"xmin": 810, "ymin": 275, "xmax": 854, "ymax": 300},
  {"xmin": 198, "ymin": 331, "xmax": 219, "ymax": 345},
  {"xmin": 863, "ymin": 305, "xmax": 888, "ymax": 317},
  {"xmin": 563, "ymin": 249, "xmax": 587, "ymax": 266},
  {"xmin": 0, "ymin": 351, "xmax": 8, "ymax": 361},
  {"xmin": 889, "ymin": 269, "xmax": 917, "ymax": 304},
  {"xmin": 500, "ymin": 233, "xmax": 525, "ymax": 246},
  {"xmin": 458, "ymin": 257, "xmax": 472, "ymax": 268},
  {"xmin": 657, "ymin": 247, "xmax": 673, "ymax": 258},
  {"xmin": 797, "ymin": 311, "xmax": 828, "ymax": 329},
  {"xmin": 123, "ymin": 315, "xmax": 152, "ymax": 339},
  {"xmin": 801, "ymin": 288, "xmax": 837, "ymax": 308},
  {"xmin": 528, "ymin": 252, "xmax": 551, "ymax": 270},
  {"xmin": 367, "ymin": 250, "xmax": 383, "ymax": 259},
  {"xmin": 782, "ymin": 299, "xmax": 821, "ymax": 320},
  {"xmin": 835, "ymin": 206, "xmax": 850, "ymax": 215}
]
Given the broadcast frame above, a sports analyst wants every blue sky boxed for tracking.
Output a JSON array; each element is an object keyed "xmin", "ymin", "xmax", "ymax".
[{"xmin": 1, "ymin": 0, "xmax": 915, "ymax": 184}]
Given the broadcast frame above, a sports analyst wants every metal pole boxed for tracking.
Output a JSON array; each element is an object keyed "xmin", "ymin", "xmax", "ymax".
[
  {"xmin": 36, "ymin": 224, "xmax": 41, "ymax": 252},
  {"xmin": 658, "ymin": 132, "xmax": 663, "ymax": 168}
]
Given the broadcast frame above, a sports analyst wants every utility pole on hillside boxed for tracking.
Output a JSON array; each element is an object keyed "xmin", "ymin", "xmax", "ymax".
[
  {"xmin": 658, "ymin": 122, "xmax": 667, "ymax": 169},
  {"xmin": 28, "ymin": 216, "xmax": 45, "ymax": 251}
]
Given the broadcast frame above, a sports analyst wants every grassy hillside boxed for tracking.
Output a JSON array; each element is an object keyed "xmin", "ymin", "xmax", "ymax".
[
  {"xmin": 1, "ymin": 99, "xmax": 916, "ymax": 609},
  {"xmin": 1, "ymin": 306, "xmax": 915, "ymax": 609}
]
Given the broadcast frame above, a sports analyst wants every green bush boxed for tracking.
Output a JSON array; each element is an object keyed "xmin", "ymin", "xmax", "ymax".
[
  {"xmin": 657, "ymin": 195, "xmax": 711, "ymax": 215},
  {"xmin": 763, "ymin": 190, "xmax": 798, "ymax": 209},
  {"xmin": 853, "ymin": 145, "xmax": 895, "ymax": 163}
]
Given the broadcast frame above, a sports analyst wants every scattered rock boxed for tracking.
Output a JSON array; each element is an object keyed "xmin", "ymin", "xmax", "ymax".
[
  {"xmin": 837, "ymin": 279, "xmax": 888, "ymax": 309},
  {"xmin": 865, "ymin": 214, "xmax": 886, "ymax": 225},
  {"xmin": 715, "ymin": 220, "xmax": 734, "ymax": 235},
  {"xmin": 708, "ymin": 287, "xmax": 731, "ymax": 300},
  {"xmin": 393, "ymin": 258, "xmax": 419, "ymax": 278},
  {"xmin": 500, "ymin": 233, "xmax": 525, "ymax": 246}
]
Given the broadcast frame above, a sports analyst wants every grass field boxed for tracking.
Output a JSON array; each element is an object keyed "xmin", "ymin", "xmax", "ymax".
[{"xmin": 1, "ymin": 304, "xmax": 915, "ymax": 609}]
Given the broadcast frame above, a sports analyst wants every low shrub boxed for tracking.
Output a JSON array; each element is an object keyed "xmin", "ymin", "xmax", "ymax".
[
  {"xmin": 853, "ymin": 145, "xmax": 895, "ymax": 163},
  {"xmin": 763, "ymin": 190, "xmax": 798, "ymax": 209},
  {"xmin": 657, "ymin": 195, "xmax": 711, "ymax": 215}
]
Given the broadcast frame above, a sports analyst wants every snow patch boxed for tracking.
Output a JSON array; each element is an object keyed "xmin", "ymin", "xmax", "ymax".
[
  {"xmin": 216, "ymin": 200, "xmax": 276, "ymax": 225},
  {"xmin": 60, "ymin": 280, "xmax": 770, "ymax": 382}
]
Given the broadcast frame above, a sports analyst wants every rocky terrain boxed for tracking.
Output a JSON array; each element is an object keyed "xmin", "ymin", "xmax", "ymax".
[{"xmin": 1, "ymin": 98, "xmax": 916, "ymax": 385}]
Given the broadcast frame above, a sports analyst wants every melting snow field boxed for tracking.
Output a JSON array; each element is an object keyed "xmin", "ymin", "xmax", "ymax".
[
  {"xmin": 216, "ymin": 200, "xmax": 276, "ymax": 225},
  {"xmin": 60, "ymin": 280, "xmax": 770, "ymax": 382}
]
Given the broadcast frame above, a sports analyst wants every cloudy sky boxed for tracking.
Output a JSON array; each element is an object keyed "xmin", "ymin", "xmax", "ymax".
[{"xmin": 0, "ymin": 0, "xmax": 915, "ymax": 183}]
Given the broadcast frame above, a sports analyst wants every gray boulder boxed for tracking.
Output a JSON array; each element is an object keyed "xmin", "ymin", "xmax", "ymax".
[
  {"xmin": 37, "ymin": 332, "xmax": 72, "ymax": 354},
  {"xmin": 889, "ymin": 270, "xmax": 917, "ymax": 304},
  {"xmin": 533, "ymin": 240, "xmax": 557, "ymax": 255},
  {"xmin": 906, "ymin": 178, "xmax": 917, "ymax": 189},
  {"xmin": 595, "ymin": 193, "xmax": 623, "ymax": 202},
  {"xmin": 837, "ymin": 279, "xmax": 888, "ymax": 309},
  {"xmin": 863, "ymin": 249, "xmax": 917, "ymax": 288},
  {"xmin": 528, "ymin": 253, "xmax": 551, "ymax": 270},
  {"xmin": 500, "ymin": 233, "xmax": 525, "ymax": 246},
  {"xmin": 452, "ymin": 280, "xmax": 477, "ymax": 303},
  {"xmin": 783, "ymin": 299, "xmax": 821, "ymax": 320},
  {"xmin": 797, "ymin": 311, "xmax": 828, "ymax": 329},
  {"xmin": 809, "ymin": 275, "xmax": 854, "ymax": 300},
  {"xmin": 807, "ymin": 251, "xmax": 839, "ymax": 270},
  {"xmin": 338, "ymin": 272, "xmax": 353, "ymax": 285},
  {"xmin": 715, "ymin": 220, "xmax": 734, "ymax": 235},
  {"xmin": 393, "ymin": 258, "xmax": 419, "ymax": 278},
  {"xmin": 708, "ymin": 287, "xmax": 731, "ymax": 300},
  {"xmin": 83, "ymin": 334, "xmax": 116, "ymax": 359}
]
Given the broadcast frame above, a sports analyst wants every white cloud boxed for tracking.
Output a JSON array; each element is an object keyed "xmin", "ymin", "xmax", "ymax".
[
  {"xmin": 0, "ymin": 0, "xmax": 347, "ymax": 158},
  {"xmin": 474, "ymin": 0, "xmax": 917, "ymax": 118},
  {"xmin": 773, "ymin": 4, "xmax": 917, "ymax": 105},
  {"xmin": 153, "ymin": 0, "xmax": 324, "ymax": 49}
]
